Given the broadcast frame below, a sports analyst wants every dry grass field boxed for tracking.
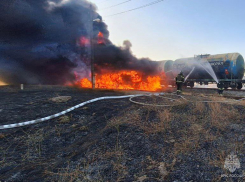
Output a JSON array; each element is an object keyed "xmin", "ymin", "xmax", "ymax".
[{"xmin": 0, "ymin": 86, "xmax": 244, "ymax": 181}]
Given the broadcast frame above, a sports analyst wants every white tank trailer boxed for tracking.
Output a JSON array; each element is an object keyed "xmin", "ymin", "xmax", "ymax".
[
  {"xmin": 157, "ymin": 60, "xmax": 174, "ymax": 86},
  {"xmin": 158, "ymin": 53, "xmax": 245, "ymax": 89}
]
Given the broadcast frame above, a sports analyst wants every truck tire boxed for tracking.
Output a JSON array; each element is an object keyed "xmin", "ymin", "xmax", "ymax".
[{"xmin": 237, "ymin": 82, "xmax": 242, "ymax": 90}]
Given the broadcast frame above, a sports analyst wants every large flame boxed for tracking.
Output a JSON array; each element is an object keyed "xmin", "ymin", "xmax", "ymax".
[{"xmin": 75, "ymin": 70, "xmax": 163, "ymax": 91}]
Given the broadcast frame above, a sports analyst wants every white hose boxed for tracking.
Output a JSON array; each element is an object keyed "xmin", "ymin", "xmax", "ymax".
[
  {"xmin": 129, "ymin": 95, "xmax": 173, "ymax": 107},
  {"xmin": 0, "ymin": 94, "xmax": 146, "ymax": 130},
  {"xmin": 129, "ymin": 93, "xmax": 244, "ymax": 108},
  {"xmin": 129, "ymin": 93, "xmax": 184, "ymax": 107},
  {"xmin": 1, "ymin": 92, "xmax": 244, "ymax": 130}
]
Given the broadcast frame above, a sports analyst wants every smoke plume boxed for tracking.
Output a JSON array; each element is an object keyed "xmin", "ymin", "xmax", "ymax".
[{"xmin": 0, "ymin": 0, "xmax": 157, "ymax": 85}]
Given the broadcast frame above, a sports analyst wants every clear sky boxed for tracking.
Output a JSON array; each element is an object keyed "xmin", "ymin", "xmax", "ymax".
[{"xmin": 91, "ymin": 0, "xmax": 245, "ymax": 61}]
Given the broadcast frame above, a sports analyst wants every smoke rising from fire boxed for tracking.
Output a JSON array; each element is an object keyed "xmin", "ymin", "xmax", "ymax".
[{"xmin": 0, "ymin": 0, "xmax": 158, "ymax": 85}]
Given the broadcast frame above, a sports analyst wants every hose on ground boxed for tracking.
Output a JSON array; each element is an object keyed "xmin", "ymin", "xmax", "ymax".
[
  {"xmin": 0, "ymin": 94, "xmax": 146, "ymax": 130},
  {"xmin": 0, "ymin": 92, "xmax": 244, "ymax": 130},
  {"xmin": 129, "ymin": 95, "xmax": 172, "ymax": 107},
  {"xmin": 129, "ymin": 93, "xmax": 184, "ymax": 107},
  {"xmin": 129, "ymin": 92, "xmax": 245, "ymax": 107}
]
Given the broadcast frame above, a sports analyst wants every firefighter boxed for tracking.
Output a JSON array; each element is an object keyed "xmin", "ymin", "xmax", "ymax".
[
  {"xmin": 217, "ymin": 82, "xmax": 224, "ymax": 96},
  {"xmin": 175, "ymin": 71, "xmax": 185, "ymax": 95}
]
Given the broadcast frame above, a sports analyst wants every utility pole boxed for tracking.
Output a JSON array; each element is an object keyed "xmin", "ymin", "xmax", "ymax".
[{"xmin": 90, "ymin": 4, "xmax": 95, "ymax": 89}]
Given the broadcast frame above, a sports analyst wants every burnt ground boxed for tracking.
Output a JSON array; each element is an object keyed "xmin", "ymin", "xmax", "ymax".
[{"xmin": 0, "ymin": 85, "xmax": 244, "ymax": 182}]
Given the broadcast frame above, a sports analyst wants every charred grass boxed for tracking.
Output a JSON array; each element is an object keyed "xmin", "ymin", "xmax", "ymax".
[{"xmin": 0, "ymin": 87, "xmax": 244, "ymax": 181}]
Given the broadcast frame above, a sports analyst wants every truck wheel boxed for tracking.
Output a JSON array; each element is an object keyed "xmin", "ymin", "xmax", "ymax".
[
  {"xmin": 190, "ymin": 81, "xmax": 194, "ymax": 88},
  {"xmin": 237, "ymin": 82, "xmax": 242, "ymax": 90},
  {"xmin": 224, "ymin": 82, "xmax": 229, "ymax": 90}
]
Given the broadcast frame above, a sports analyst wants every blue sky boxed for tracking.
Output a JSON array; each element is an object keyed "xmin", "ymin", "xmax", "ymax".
[{"xmin": 91, "ymin": 0, "xmax": 245, "ymax": 61}]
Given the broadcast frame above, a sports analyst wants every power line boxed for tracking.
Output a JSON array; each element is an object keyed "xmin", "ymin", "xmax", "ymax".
[
  {"xmin": 100, "ymin": 0, "xmax": 132, "ymax": 10},
  {"xmin": 105, "ymin": 0, "xmax": 164, "ymax": 17}
]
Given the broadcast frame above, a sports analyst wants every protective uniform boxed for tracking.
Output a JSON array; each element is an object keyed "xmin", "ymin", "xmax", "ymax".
[
  {"xmin": 175, "ymin": 72, "xmax": 185, "ymax": 95},
  {"xmin": 217, "ymin": 82, "xmax": 224, "ymax": 96}
]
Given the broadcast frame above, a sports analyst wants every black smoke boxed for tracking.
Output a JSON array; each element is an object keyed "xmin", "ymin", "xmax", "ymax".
[
  {"xmin": 94, "ymin": 42, "xmax": 158, "ymax": 75},
  {"xmin": 0, "ymin": 0, "xmax": 157, "ymax": 85}
]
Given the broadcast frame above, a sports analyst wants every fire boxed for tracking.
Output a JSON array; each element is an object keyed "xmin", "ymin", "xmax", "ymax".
[
  {"xmin": 0, "ymin": 81, "xmax": 7, "ymax": 86},
  {"xmin": 79, "ymin": 78, "xmax": 92, "ymax": 88},
  {"xmin": 79, "ymin": 36, "xmax": 90, "ymax": 46},
  {"xmin": 97, "ymin": 32, "xmax": 104, "ymax": 44},
  {"xmin": 78, "ymin": 32, "xmax": 104, "ymax": 46},
  {"xmin": 75, "ymin": 70, "xmax": 162, "ymax": 91}
]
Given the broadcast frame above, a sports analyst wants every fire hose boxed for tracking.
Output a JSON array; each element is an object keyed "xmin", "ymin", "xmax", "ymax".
[
  {"xmin": 130, "ymin": 93, "xmax": 245, "ymax": 107},
  {"xmin": 0, "ymin": 93, "xmax": 244, "ymax": 130},
  {"xmin": 0, "ymin": 94, "xmax": 152, "ymax": 130}
]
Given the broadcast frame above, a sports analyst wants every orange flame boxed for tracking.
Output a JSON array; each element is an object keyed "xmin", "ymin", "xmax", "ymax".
[
  {"xmin": 75, "ymin": 70, "xmax": 162, "ymax": 91},
  {"xmin": 79, "ymin": 78, "xmax": 92, "ymax": 88},
  {"xmin": 0, "ymin": 80, "xmax": 7, "ymax": 86},
  {"xmin": 97, "ymin": 32, "xmax": 104, "ymax": 44}
]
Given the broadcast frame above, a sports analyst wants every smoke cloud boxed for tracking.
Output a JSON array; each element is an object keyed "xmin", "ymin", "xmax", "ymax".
[{"xmin": 0, "ymin": 0, "xmax": 157, "ymax": 85}]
